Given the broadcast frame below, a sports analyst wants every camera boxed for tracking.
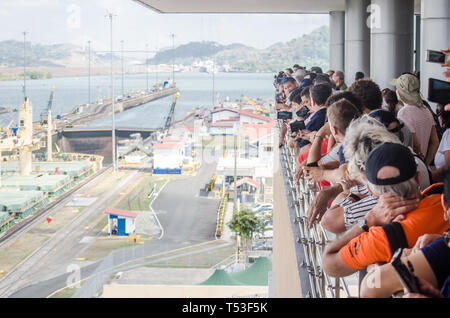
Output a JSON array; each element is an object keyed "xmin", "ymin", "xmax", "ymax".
[
  {"xmin": 426, "ymin": 49, "xmax": 446, "ymax": 64},
  {"xmin": 274, "ymin": 71, "xmax": 287, "ymax": 85},
  {"xmin": 296, "ymin": 106, "xmax": 309, "ymax": 118},
  {"xmin": 277, "ymin": 111, "xmax": 292, "ymax": 120},
  {"xmin": 289, "ymin": 120, "xmax": 306, "ymax": 132},
  {"xmin": 428, "ymin": 78, "xmax": 450, "ymax": 105}
]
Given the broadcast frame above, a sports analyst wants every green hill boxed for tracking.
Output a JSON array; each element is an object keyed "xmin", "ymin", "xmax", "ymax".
[
  {"xmin": 0, "ymin": 25, "xmax": 329, "ymax": 73},
  {"xmin": 149, "ymin": 25, "xmax": 330, "ymax": 72}
]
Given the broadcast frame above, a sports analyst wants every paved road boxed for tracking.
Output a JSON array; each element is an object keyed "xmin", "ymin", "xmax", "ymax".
[
  {"xmin": 152, "ymin": 160, "xmax": 220, "ymax": 244},
  {"xmin": 9, "ymin": 157, "xmax": 220, "ymax": 298}
]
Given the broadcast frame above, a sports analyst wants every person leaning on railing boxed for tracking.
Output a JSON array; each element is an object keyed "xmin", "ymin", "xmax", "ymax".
[
  {"xmin": 319, "ymin": 117, "xmax": 432, "ymax": 235},
  {"xmin": 277, "ymin": 77, "xmax": 299, "ymax": 148},
  {"xmin": 289, "ymin": 83, "xmax": 331, "ymax": 181},
  {"xmin": 301, "ymin": 94, "xmax": 362, "ymax": 186},
  {"xmin": 292, "ymin": 83, "xmax": 332, "ymax": 158},
  {"xmin": 360, "ymin": 167, "xmax": 450, "ymax": 298},
  {"xmin": 321, "ymin": 142, "xmax": 448, "ymax": 278},
  {"xmin": 304, "ymin": 79, "xmax": 385, "ymax": 228}
]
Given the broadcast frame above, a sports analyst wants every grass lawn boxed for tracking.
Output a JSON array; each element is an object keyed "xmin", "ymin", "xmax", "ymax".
[
  {"xmin": 145, "ymin": 244, "xmax": 236, "ymax": 268},
  {"xmin": 115, "ymin": 177, "xmax": 168, "ymax": 211},
  {"xmin": 77, "ymin": 236, "xmax": 143, "ymax": 261},
  {"xmin": 0, "ymin": 233, "xmax": 49, "ymax": 276}
]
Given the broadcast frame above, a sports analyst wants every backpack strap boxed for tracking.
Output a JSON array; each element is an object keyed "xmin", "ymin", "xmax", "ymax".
[{"xmin": 382, "ymin": 222, "xmax": 408, "ymax": 257}]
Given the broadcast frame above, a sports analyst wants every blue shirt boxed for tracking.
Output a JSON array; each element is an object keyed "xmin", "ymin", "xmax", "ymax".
[
  {"xmin": 338, "ymin": 145, "xmax": 347, "ymax": 165},
  {"xmin": 421, "ymin": 237, "xmax": 450, "ymax": 294},
  {"xmin": 298, "ymin": 108, "xmax": 327, "ymax": 148}
]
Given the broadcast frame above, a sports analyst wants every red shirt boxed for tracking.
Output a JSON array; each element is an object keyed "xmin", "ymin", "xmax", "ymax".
[{"xmin": 298, "ymin": 139, "xmax": 330, "ymax": 188}]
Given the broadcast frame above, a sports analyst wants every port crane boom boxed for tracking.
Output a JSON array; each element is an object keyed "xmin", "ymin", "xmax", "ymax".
[
  {"xmin": 164, "ymin": 91, "xmax": 180, "ymax": 132},
  {"xmin": 242, "ymin": 95, "xmax": 267, "ymax": 114}
]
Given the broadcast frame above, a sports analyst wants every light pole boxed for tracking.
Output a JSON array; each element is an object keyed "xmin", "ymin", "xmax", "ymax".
[
  {"xmin": 121, "ymin": 40, "xmax": 124, "ymax": 97},
  {"xmin": 87, "ymin": 40, "xmax": 91, "ymax": 108},
  {"xmin": 155, "ymin": 45, "xmax": 158, "ymax": 87},
  {"xmin": 23, "ymin": 31, "xmax": 28, "ymax": 100},
  {"xmin": 171, "ymin": 33, "xmax": 175, "ymax": 85},
  {"xmin": 145, "ymin": 43, "xmax": 149, "ymax": 92},
  {"xmin": 212, "ymin": 57, "xmax": 215, "ymax": 107},
  {"xmin": 107, "ymin": 12, "xmax": 117, "ymax": 172}
]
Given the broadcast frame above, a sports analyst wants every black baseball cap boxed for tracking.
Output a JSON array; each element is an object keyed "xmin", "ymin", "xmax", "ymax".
[{"xmin": 365, "ymin": 142, "xmax": 416, "ymax": 185}]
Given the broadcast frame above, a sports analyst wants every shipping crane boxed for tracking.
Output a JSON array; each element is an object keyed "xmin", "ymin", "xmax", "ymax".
[
  {"xmin": 1, "ymin": 119, "xmax": 15, "ymax": 139},
  {"xmin": 242, "ymin": 95, "xmax": 268, "ymax": 114},
  {"xmin": 41, "ymin": 86, "xmax": 55, "ymax": 161},
  {"xmin": 163, "ymin": 91, "xmax": 180, "ymax": 132}
]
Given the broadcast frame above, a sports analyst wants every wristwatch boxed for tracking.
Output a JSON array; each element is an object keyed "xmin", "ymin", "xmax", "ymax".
[{"xmin": 357, "ymin": 218, "xmax": 369, "ymax": 232}]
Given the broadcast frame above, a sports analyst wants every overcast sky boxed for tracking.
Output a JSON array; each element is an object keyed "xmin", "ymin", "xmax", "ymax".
[{"xmin": 0, "ymin": 0, "xmax": 328, "ymax": 54}]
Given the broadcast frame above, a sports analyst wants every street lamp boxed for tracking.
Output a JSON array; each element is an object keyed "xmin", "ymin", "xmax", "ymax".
[
  {"xmin": 145, "ymin": 43, "xmax": 149, "ymax": 92},
  {"xmin": 23, "ymin": 31, "xmax": 28, "ymax": 100},
  {"xmin": 106, "ymin": 12, "xmax": 117, "ymax": 172},
  {"xmin": 87, "ymin": 40, "xmax": 91, "ymax": 108},
  {"xmin": 155, "ymin": 45, "xmax": 158, "ymax": 87},
  {"xmin": 121, "ymin": 40, "xmax": 124, "ymax": 97},
  {"xmin": 171, "ymin": 33, "xmax": 175, "ymax": 85}
]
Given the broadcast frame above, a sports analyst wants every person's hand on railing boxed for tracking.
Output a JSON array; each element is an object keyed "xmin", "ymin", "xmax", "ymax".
[
  {"xmin": 337, "ymin": 178, "xmax": 360, "ymax": 192},
  {"xmin": 363, "ymin": 193, "xmax": 419, "ymax": 227},
  {"xmin": 294, "ymin": 162, "xmax": 305, "ymax": 184},
  {"xmin": 295, "ymin": 130, "xmax": 314, "ymax": 142},
  {"xmin": 303, "ymin": 165, "xmax": 324, "ymax": 182},
  {"xmin": 307, "ymin": 190, "xmax": 331, "ymax": 228}
]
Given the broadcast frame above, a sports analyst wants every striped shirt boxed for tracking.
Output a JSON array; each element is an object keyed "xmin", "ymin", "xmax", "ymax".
[{"xmin": 335, "ymin": 185, "xmax": 378, "ymax": 229}]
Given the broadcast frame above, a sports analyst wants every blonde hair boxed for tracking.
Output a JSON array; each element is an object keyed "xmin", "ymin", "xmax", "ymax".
[{"xmin": 343, "ymin": 116, "xmax": 401, "ymax": 180}]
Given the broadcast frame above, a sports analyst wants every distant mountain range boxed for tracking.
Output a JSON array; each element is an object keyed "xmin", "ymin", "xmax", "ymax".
[
  {"xmin": 149, "ymin": 25, "xmax": 329, "ymax": 72},
  {"xmin": 0, "ymin": 25, "xmax": 329, "ymax": 73}
]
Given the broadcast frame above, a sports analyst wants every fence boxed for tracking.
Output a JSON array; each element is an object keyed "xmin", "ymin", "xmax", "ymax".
[
  {"xmin": 215, "ymin": 193, "xmax": 229, "ymax": 239},
  {"xmin": 277, "ymin": 120, "xmax": 360, "ymax": 298}
]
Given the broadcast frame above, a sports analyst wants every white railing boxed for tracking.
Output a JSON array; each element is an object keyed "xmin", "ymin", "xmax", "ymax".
[{"xmin": 277, "ymin": 120, "xmax": 359, "ymax": 298}]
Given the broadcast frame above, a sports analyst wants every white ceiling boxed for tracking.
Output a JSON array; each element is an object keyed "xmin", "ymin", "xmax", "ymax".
[
  {"xmin": 132, "ymin": 0, "xmax": 346, "ymax": 14},
  {"xmin": 133, "ymin": 0, "xmax": 421, "ymax": 14}
]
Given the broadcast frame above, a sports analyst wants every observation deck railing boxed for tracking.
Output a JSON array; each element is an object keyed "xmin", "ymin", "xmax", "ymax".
[{"xmin": 277, "ymin": 120, "xmax": 360, "ymax": 298}]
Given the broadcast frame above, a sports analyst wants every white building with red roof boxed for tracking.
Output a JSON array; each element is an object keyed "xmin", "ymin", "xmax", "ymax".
[
  {"xmin": 209, "ymin": 107, "xmax": 272, "ymax": 136},
  {"xmin": 162, "ymin": 135, "xmax": 193, "ymax": 158},
  {"xmin": 152, "ymin": 143, "xmax": 184, "ymax": 174}
]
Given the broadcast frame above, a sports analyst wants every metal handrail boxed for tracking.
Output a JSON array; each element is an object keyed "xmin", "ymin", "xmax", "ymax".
[{"xmin": 277, "ymin": 120, "xmax": 357, "ymax": 298}]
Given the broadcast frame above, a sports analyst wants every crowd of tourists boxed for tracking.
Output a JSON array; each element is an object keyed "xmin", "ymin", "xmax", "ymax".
[{"xmin": 274, "ymin": 48, "xmax": 450, "ymax": 298}]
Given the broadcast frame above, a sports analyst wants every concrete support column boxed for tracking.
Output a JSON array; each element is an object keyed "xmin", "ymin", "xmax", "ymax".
[
  {"xmin": 329, "ymin": 11, "xmax": 345, "ymax": 72},
  {"xmin": 415, "ymin": 14, "xmax": 421, "ymax": 74},
  {"xmin": 345, "ymin": 0, "xmax": 371, "ymax": 84},
  {"xmin": 370, "ymin": 0, "xmax": 415, "ymax": 90},
  {"xmin": 420, "ymin": 0, "xmax": 450, "ymax": 103}
]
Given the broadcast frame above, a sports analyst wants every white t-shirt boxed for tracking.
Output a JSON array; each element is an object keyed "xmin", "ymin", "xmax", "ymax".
[
  {"xmin": 320, "ymin": 143, "xmax": 341, "ymax": 165},
  {"xmin": 434, "ymin": 129, "xmax": 450, "ymax": 169}
]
